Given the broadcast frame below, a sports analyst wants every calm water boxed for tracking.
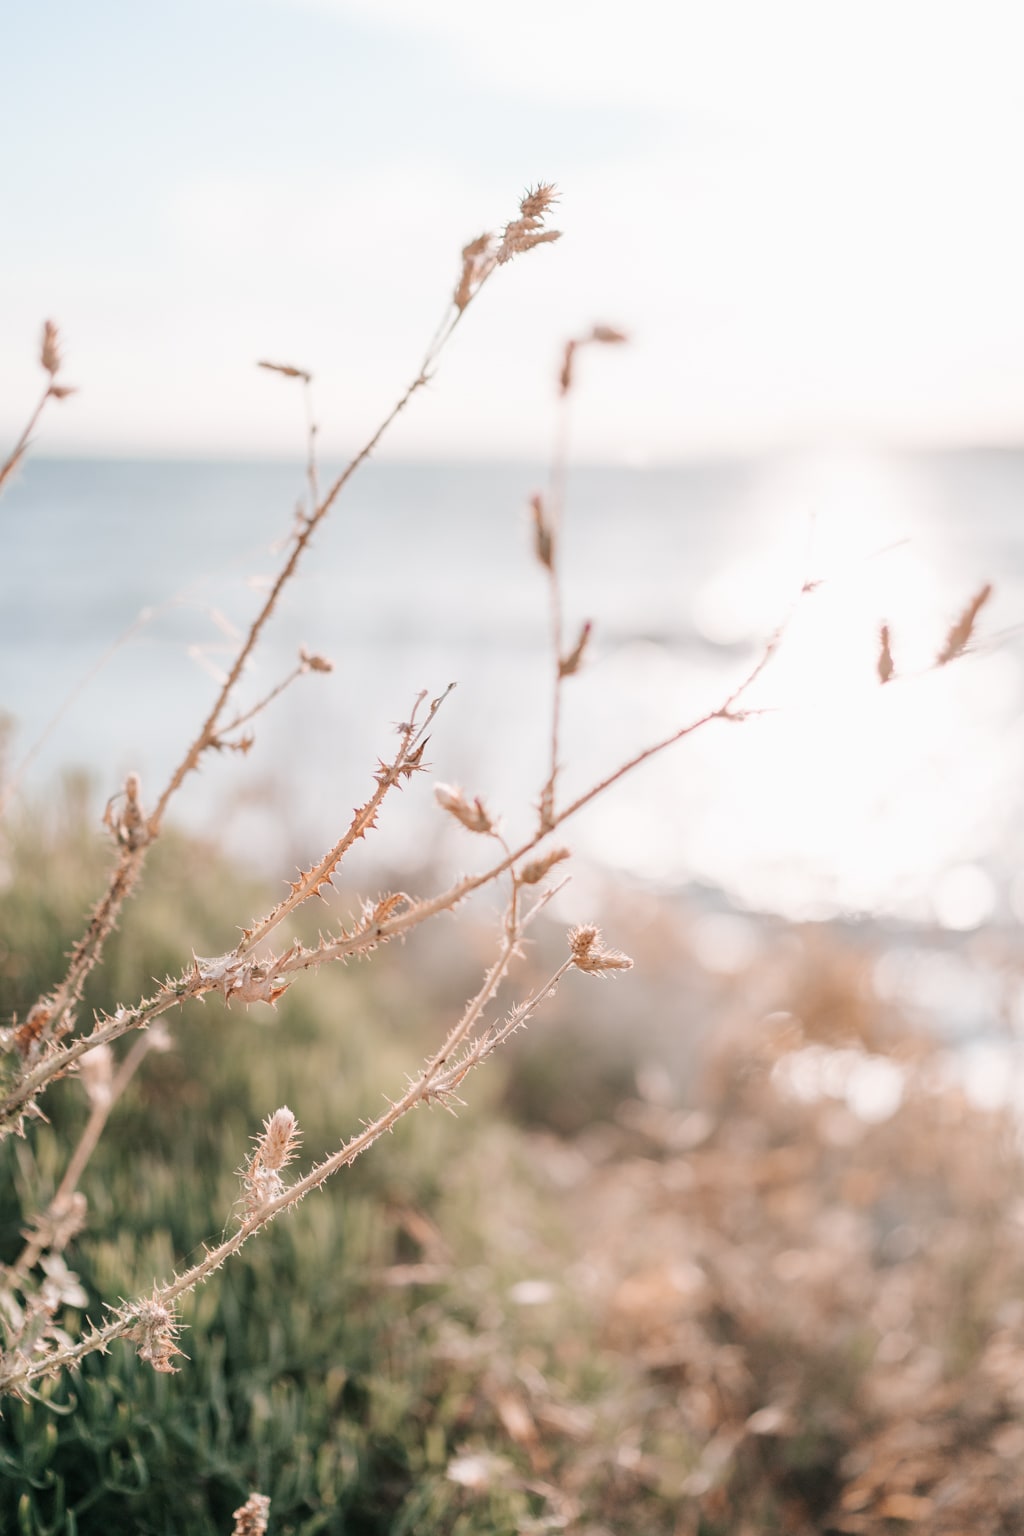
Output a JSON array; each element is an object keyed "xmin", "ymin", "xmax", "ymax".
[{"xmin": 3, "ymin": 451, "xmax": 1024, "ymax": 928}]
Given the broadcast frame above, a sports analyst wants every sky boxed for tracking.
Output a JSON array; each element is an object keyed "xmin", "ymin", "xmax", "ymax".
[{"xmin": 5, "ymin": 0, "xmax": 1024, "ymax": 461}]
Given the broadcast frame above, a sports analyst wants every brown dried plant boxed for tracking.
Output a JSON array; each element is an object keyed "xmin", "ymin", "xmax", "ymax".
[
  {"xmin": 0, "ymin": 186, "xmax": 797, "ymax": 1399},
  {"xmin": 0, "ymin": 320, "xmax": 77, "ymax": 499}
]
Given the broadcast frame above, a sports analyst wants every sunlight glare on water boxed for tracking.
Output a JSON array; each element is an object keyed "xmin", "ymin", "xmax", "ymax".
[{"xmin": 578, "ymin": 448, "xmax": 1023, "ymax": 921}]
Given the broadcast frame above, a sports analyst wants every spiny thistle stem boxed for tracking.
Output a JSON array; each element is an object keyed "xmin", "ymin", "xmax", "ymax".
[{"xmin": 9, "ymin": 188, "xmax": 561, "ymax": 1058}]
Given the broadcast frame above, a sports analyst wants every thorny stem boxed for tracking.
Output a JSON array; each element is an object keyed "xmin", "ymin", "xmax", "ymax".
[
  {"xmin": 10, "ymin": 1032, "xmax": 155, "ymax": 1283},
  {"xmin": 0, "ymin": 897, "xmax": 566, "ymax": 1395},
  {"xmin": 539, "ymin": 395, "xmax": 571, "ymax": 832},
  {"xmin": 0, "ymin": 386, "xmax": 54, "ymax": 501},
  {"xmin": 234, "ymin": 686, "xmax": 450, "ymax": 958},
  {"xmin": 0, "ymin": 635, "xmax": 782, "ymax": 1134},
  {"xmin": 13, "ymin": 201, "xmax": 535, "ymax": 1050}
]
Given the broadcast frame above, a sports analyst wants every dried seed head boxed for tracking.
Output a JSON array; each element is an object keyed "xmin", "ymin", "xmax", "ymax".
[
  {"xmin": 568, "ymin": 924, "xmax": 634, "ymax": 977},
  {"xmin": 40, "ymin": 320, "xmax": 61, "ymax": 376},
  {"xmin": 257, "ymin": 359, "xmax": 312, "ymax": 382},
  {"xmin": 520, "ymin": 183, "xmax": 559, "ymax": 220},
  {"xmin": 232, "ymin": 1495, "xmax": 272, "ymax": 1536},
  {"xmin": 434, "ymin": 782, "xmax": 494, "ymax": 834},
  {"xmin": 103, "ymin": 772, "xmax": 149, "ymax": 850},
  {"xmin": 559, "ymin": 620, "xmax": 592, "ymax": 678},
  {"xmin": 127, "ymin": 1290, "xmax": 185, "ymax": 1374},
  {"xmin": 877, "ymin": 623, "xmax": 895, "ymax": 684},
  {"xmin": 530, "ymin": 492, "xmax": 553, "ymax": 569},
  {"xmin": 496, "ymin": 183, "xmax": 562, "ymax": 265},
  {"xmin": 243, "ymin": 1106, "xmax": 301, "ymax": 1214},
  {"xmin": 299, "ymin": 646, "xmax": 333, "ymax": 673},
  {"xmin": 559, "ymin": 338, "xmax": 577, "ymax": 396},
  {"xmin": 590, "ymin": 324, "xmax": 629, "ymax": 345},
  {"xmin": 937, "ymin": 583, "xmax": 993, "ymax": 666},
  {"xmin": 48, "ymin": 384, "xmax": 77, "ymax": 401},
  {"xmin": 258, "ymin": 1106, "xmax": 300, "ymax": 1172},
  {"xmin": 518, "ymin": 847, "xmax": 570, "ymax": 885},
  {"xmin": 454, "ymin": 232, "xmax": 496, "ymax": 311}
]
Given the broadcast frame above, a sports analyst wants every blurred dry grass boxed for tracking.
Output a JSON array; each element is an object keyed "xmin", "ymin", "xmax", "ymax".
[{"xmin": 446, "ymin": 911, "xmax": 1024, "ymax": 1534}]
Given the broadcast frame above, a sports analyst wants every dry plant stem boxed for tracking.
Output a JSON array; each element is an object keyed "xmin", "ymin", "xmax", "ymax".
[
  {"xmin": 235, "ymin": 685, "xmax": 450, "ymax": 957},
  {"xmin": 303, "ymin": 373, "xmax": 319, "ymax": 517},
  {"xmin": 0, "ymin": 632, "xmax": 779, "ymax": 1135},
  {"xmin": 0, "ymin": 691, "xmax": 450, "ymax": 1128},
  {"xmin": 0, "ymin": 896, "xmax": 568, "ymax": 1394},
  {"xmin": 216, "ymin": 662, "xmax": 307, "ymax": 741},
  {"xmin": 17, "ymin": 197, "xmax": 541, "ymax": 1045},
  {"xmin": 10, "ymin": 1033, "xmax": 155, "ymax": 1283},
  {"xmin": 0, "ymin": 386, "xmax": 52, "ymax": 500},
  {"xmin": 539, "ymin": 396, "xmax": 570, "ymax": 832}
]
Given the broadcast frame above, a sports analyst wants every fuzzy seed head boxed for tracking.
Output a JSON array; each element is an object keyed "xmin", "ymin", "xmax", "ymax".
[
  {"xmin": 590, "ymin": 324, "xmax": 629, "ymax": 345},
  {"xmin": 434, "ymin": 783, "xmax": 494, "ymax": 834},
  {"xmin": 259, "ymin": 1106, "xmax": 300, "ymax": 1172},
  {"xmin": 520, "ymin": 183, "xmax": 559, "ymax": 220},
  {"xmin": 232, "ymin": 1495, "xmax": 272, "ymax": 1536},
  {"xmin": 299, "ymin": 646, "xmax": 333, "ymax": 673},
  {"xmin": 559, "ymin": 620, "xmax": 592, "ymax": 678},
  {"xmin": 128, "ymin": 1291, "xmax": 185, "ymax": 1374},
  {"xmin": 257, "ymin": 359, "xmax": 312, "ymax": 382},
  {"xmin": 40, "ymin": 320, "xmax": 61, "ymax": 376},
  {"xmin": 568, "ymin": 924, "xmax": 634, "ymax": 977},
  {"xmin": 937, "ymin": 582, "xmax": 992, "ymax": 666},
  {"xmin": 519, "ymin": 847, "xmax": 570, "ymax": 885},
  {"xmin": 530, "ymin": 492, "xmax": 553, "ymax": 569}
]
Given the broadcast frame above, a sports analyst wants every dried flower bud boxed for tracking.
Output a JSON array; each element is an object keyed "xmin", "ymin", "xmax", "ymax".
[
  {"xmin": 530, "ymin": 493, "xmax": 553, "ymax": 569},
  {"xmin": 559, "ymin": 620, "xmax": 592, "ymax": 678},
  {"xmin": 47, "ymin": 384, "xmax": 77, "ymax": 400},
  {"xmin": 877, "ymin": 624, "xmax": 894, "ymax": 684},
  {"xmin": 232, "ymin": 1495, "xmax": 272, "ymax": 1536},
  {"xmin": 243, "ymin": 1106, "xmax": 301, "ymax": 1214},
  {"xmin": 559, "ymin": 338, "xmax": 577, "ymax": 396},
  {"xmin": 454, "ymin": 232, "xmax": 495, "ymax": 311},
  {"xmin": 937, "ymin": 583, "xmax": 992, "ymax": 666},
  {"xmin": 496, "ymin": 184, "xmax": 562, "ymax": 266},
  {"xmin": 127, "ymin": 1291, "xmax": 185, "ymax": 1374},
  {"xmin": 258, "ymin": 1106, "xmax": 300, "ymax": 1172},
  {"xmin": 518, "ymin": 847, "xmax": 570, "ymax": 885},
  {"xmin": 568, "ymin": 924, "xmax": 634, "ymax": 977},
  {"xmin": 519, "ymin": 183, "xmax": 559, "ymax": 221},
  {"xmin": 590, "ymin": 324, "xmax": 629, "ymax": 345},
  {"xmin": 434, "ymin": 783, "xmax": 494, "ymax": 834},
  {"xmin": 257, "ymin": 360, "xmax": 312, "ymax": 382},
  {"xmin": 299, "ymin": 646, "xmax": 333, "ymax": 673},
  {"xmin": 103, "ymin": 771, "xmax": 149, "ymax": 850},
  {"xmin": 40, "ymin": 320, "xmax": 61, "ymax": 376}
]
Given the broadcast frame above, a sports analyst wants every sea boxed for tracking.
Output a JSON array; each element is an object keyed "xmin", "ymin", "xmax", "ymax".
[{"xmin": 3, "ymin": 450, "xmax": 1024, "ymax": 1082}]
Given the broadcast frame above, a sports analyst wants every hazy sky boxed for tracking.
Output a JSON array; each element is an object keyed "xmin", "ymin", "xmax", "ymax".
[{"xmin": 5, "ymin": 0, "xmax": 1024, "ymax": 460}]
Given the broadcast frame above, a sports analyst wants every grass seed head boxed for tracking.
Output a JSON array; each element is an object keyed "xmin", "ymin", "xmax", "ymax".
[
  {"xmin": 568, "ymin": 924, "xmax": 634, "ymax": 977},
  {"xmin": 937, "ymin": 583, "xmax": 993, "ymax": 666},
  {"xmin": 40, "ymin": 320, "xmax": 61, "ymax": 377}
]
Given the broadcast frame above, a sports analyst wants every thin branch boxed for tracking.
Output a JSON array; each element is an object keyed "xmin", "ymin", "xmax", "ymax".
[
  {"xmin": 0, "ymin": 613, "xmax": 789, "ymax": 1136},
  {"xmin": 11, "ymin": 191, "xmax": 560, "ymax": 1052},
  {"xmin": 0, "ymin": 386, "xmax": 52, "ymax": 501},
  {"xmin": 0, "ymin": 888, "xmax": 571, "ymax": 1396}
]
